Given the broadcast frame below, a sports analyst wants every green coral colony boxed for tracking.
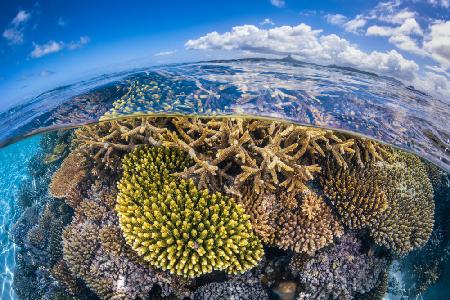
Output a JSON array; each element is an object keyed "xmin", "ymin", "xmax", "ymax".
[{"xmin": 14, "ymin": 105, "xmax": 445, "ymax": 299}]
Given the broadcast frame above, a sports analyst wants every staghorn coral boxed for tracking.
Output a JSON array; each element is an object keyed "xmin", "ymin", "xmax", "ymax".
[
  {"xmin": 290, "ymin": 233, "xmax": 389, "ymax": 300},
  {"xmin": 50, "ymin": 151, "xmax": 87, "ymax": 208},
  {"xmin": 321, "ymin": 159, "xmax": 389, "ymax": 229},
  {"xmin": 116, "ymin": 146, "xmax": 263, "ymax": 278},
  {"xmin": 74, "ymin": 116, "xmax": 379, "ymax": 196},
  {"xmin": 239, "ymin": 188, "xmax": 343, "ymax": 254}
]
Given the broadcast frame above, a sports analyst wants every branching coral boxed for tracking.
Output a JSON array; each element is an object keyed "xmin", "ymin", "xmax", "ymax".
[
  {"xmin": 116, "ymin": 146, "xmax": 263, "ymax": 278},
  {"xmin": 63, "ymin": 219, "xmax": 175, "ymax": 300},
  {"xmin": 321, "ymin": 150, "xmax": 435, "ymax": 256},
  {"xmin": 369, "ymin": 151, "xmax": 435, "ymax": 256},
  {"xmin": 321, "ymin": 159, "xmax": 389, "ymax": 229},
  {"xmin": 239, "ymin": 188, "xmax": 343, "ymax": 254},
  {"xmin": 290, "ymin": 233, "xmax": 390, "ymax": 300},
  {"xmin": 74, "ymin": 116, "xmax": 379, "ymax": 196}
]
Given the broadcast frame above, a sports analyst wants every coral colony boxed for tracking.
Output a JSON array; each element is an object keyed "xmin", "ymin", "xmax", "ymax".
[{"xmin": 12, "ymin": 112, "xmax": 444, "ymax": 299}]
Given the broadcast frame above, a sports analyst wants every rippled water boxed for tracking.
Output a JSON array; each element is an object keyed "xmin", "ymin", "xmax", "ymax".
[{"xmin": 0, "ymin": 58, "xmax": 449, "ymax": 300}]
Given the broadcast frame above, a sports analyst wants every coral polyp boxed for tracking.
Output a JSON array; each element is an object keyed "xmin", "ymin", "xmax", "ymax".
[{"xmin": 115, "ymin": 146, "xmax": 264, "ymax": 278}]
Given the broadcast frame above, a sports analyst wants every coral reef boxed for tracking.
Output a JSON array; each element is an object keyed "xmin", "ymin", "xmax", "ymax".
[
  {"xmin": 369, "ymin": 151, "xmax": 435, "ymax": 256},
  {"xmin": 74, "ymin": 117, "xmax": 375, "ymax": 196},
  {"xmin": 116, "ymin": 146, "xmax": 263, "ymax": 278},
  {"xmin": 193, "ymin": 281, "xmax": 268, "ymax": 300},
  {"xmin": 290, "ymin": 233, "xmax": 390, "ymax": 300},
  {"xmin": 355, "ymin": 271, "xmax": 389, "ymax": 300},
  {"xmin": 321, "ymin": 159, "xmax": 389, "ymax": 229},
  {"xmin": 239, "ymin": 188, "xmax": 343, "ymax": 254},
  {"xmin": 50, "ymin": 150, "xmax": 87, "ymax": 208},
  {"xmin": 62, "ymin": 180, "xmax": 183, "ymax": 300},
  {"xmin": 322, "ymin": 149, "xmax": 435, "ymax": 256}
]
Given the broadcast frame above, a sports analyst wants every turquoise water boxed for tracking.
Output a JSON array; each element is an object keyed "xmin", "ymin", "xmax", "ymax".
[{"xmin": 0, "ymin": 135, "xmax": 41, "ymax": 300}]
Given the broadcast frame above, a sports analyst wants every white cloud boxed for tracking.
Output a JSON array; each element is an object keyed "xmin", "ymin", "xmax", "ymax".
[
  {"xmin": 260, "ymin": 18, "xmax": 275, "ymax": 26},
  {"xmin": 185, "ymin": 23, "xmax": 419, "ymax": 80},
  {"xmin": 270, "ymin": 0, "xmax": 285, "ymax": 8},
  {"xmin": 12, "ymin": 10, "xmax": 31, "ymax": 26},
  {"xmin": 324, "ymin": 14, "xmax": 348, "ymax": 25},
  {"xmin": 343, "ymin": 16, "xmax": 367, "ymax": 34},
  {"xmin": 31, "ymin": 40, "xmax": 64, "ymax": 58},
  {"xmin": 67, "ymin": 36, "xmax": 90, "ymax": 50},
  {"xmin": 423, "ymin": 21, "xmax": 450, "ymax": 69},
  {"xmin": 154, "ymin": 50, "xmax": 177, "ymax": 56},
  {"xmin": 30, "ymin": 36, "xmax": 90, "ymax": 58},
  {"xmin": 3, "ymin": 10, "xmax": 31, "ymax": 45},
  {"xmin": 366, "ymin": 18, "xmax": 425, "ymax": 55},
  {"xmin": 427, "ymin": 0, "xmax": 450, "ymax": 8},
  {"xmin": 2, "ymin": 28, "xmax": 24, "ymax": 44}
]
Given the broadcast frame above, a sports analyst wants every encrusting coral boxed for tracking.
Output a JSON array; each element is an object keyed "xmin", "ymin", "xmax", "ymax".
[
  {"xmin": 239, "ymin": 188, "xmax": 343, "ymax": 254},
  {"xmin": 115, "ymin": 146, "xmax": 264, "ymax": 278}
]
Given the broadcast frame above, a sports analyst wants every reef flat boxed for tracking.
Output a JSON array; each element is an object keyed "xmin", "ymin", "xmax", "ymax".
[{"xmin": 10, "ymin": 114, "xmax": 450, "ymax": 300}]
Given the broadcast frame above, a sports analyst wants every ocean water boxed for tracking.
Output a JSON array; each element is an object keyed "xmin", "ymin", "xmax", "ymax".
[
  {"xmin": 0, "ymin": 135, "xmax": 41, "ymax": 300},
  {"xmin": 0, "ymin": 59, "xmax": 449, "ymax": 300}
]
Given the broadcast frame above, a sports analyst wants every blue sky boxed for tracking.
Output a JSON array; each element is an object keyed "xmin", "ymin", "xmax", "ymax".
[{"xmin": 1, "ymin": 0, "xmax": 450, "ymax": 109}]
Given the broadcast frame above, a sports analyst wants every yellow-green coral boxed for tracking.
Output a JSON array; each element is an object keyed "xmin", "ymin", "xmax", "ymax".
[{"xmin": 115, "ymin": 146, "xmax": 263, "ymax": 278}]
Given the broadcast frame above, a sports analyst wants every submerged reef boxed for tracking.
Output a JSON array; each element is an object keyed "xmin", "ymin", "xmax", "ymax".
[{"xmin": 12, "ymin": 115, "xmax": 444, "ymax": 300}]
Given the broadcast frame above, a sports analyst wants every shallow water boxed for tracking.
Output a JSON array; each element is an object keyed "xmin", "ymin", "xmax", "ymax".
[{"xmin": 0, "ymin": 58, "xmax": 449, "ymax": 300}]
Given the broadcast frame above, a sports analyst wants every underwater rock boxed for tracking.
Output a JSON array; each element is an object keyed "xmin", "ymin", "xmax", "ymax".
[
  {"xmin": 290, "ymin": 233, "xmax": 390, "ymax": 300},
  {"xmin": 115, "ymin": 146, "xmax": 264, "ymax": 278}
]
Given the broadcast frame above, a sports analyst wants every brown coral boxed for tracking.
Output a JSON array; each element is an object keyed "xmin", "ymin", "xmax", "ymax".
[
  {"xmin": 322, "ymin": 148, "xmax": 435, "ymax": 256},
  {"xmin": 369, "ymin": 151, "xmax": 435, "ymax": 256},
  {"xmin": 321, "ymin": 159, "xmax": 389, "ymax": 229},
  {"xmin": 50, "ymin": 260, "xmax": 81, "ymax": 296},
  {"xmin": 74, "ymin": 117, "xmax": 366, "ymax": 196},
  {"xmin": 239, "ymin": 188, "xmax": 343, "ymax": 254},
  {"xmin": 49, "ymin": 151, "xmax": 86, "ymax": 208}
]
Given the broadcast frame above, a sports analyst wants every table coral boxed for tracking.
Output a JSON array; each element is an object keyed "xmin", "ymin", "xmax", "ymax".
[
  {"xmin": 74, "ymin": 116, "xmax": 376, "ymax": 196},
  {"xmin": 116, "ymin": 146, "xmax": 263, "ymax": 278}
]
